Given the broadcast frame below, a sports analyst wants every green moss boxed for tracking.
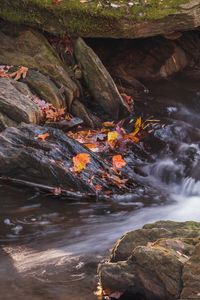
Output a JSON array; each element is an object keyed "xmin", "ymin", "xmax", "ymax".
[{"xmin": 0, "ymin": 0, "xmax": 188, "ymax": 37}]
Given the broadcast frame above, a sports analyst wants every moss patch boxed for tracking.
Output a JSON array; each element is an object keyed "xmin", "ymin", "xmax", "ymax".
[{"xmin": 0, "ymin": 0, "xmax": 190, "ymax": 38}]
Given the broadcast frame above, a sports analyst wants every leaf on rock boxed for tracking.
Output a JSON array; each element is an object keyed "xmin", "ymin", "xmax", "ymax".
[
  {"xmin": 112, "ymin": 155, "xmax": 126, "ymax": 169},
  {"xmin": 73, "ymin": 153, "xmax": 91, "ymax": 173},
  {"xmin": 36, "ymin": 132, "xmax": 50, "ymax": 141},
  {"xmin": 52, "ymin": 0, "xmax": 62, "ymax": 4},
  {"xmin": 10, "ymin": 66, "xmax": 28, "ymax": 80},
  {"xmin": 107, "ymin": 131, "xmax": 119, "ymax": 148}
]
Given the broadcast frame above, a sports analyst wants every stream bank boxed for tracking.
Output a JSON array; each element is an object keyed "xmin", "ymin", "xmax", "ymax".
[{"xmin": 0, "ymin": 11, "xmax": 200, "ymax": 300}]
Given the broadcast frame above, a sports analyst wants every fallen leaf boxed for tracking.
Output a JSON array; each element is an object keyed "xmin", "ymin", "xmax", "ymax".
[
  {"xmin": 107, "ymin": 131, "xmax": 119, "ymax": 148},
  {"xmin": 102, "ymin": 121, "xmax": 115, "ymax": 128},
  {"xmin": 9, "ymin": 66, "xmax": 28, "ymax": 80},
  {"xmin": 95, "ymin": 184, "xmax": 102, "ymax": 191},
  {"xmin": 84, "ymin": 143, "xmax": 99, "ymax": 152},
  {"xmin": 36, "ymin": 133, "xmax": 50, "ymax": 141},
  {"xmin": 112, "ymin": 155, "xmax": 126, "ymax": 169},
  {"xmin": 52, "ymin": 187, "xmax": 62, "ymax": 195},
  {"xmin": 52, "ymin": 0, "xmax": 62, "ymax": 4},
  {"xmin": 73, "ymin": 153, "xmax": 91, "ymax": 173}
]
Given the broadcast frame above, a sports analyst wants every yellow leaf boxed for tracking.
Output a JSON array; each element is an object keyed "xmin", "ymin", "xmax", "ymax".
[
  {"xmin": 73, "ymin": 153, "xmax": 91, "ymax": 173},
  {"xmin": 135, "ymin": 117, "xmax": 142, "ymax": 129},
  {"xmin": 107, "ymin": 131, "xmax": 119, "ymax": 148},
  {"xmin": 112, "ymin": 155, "xmax": 126, "ymax": 169}
]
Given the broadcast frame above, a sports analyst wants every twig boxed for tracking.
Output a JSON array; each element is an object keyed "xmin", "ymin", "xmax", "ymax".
[{"xmin": 0, "ymin": 176, "xmax": 97, "ymax": 200}]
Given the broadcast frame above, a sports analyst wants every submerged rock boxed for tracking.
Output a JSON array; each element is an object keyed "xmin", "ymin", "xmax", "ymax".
[{"xmin": 98, "ymin": 221, "xmax": 200, "ymax": 300}]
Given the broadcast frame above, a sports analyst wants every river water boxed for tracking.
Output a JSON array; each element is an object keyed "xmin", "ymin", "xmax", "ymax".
[{"xmin": 1, "ymin": 75, "xmax": 200, "ymax": 299}]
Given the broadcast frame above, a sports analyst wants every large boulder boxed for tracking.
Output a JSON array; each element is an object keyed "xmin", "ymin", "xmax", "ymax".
[
  {"xmin": 0, "ymin": 24, "xmax": 78, "ymax": 109},
  {"xmin": 98, "ymin": 221, "xmax": 200, "ymax": 300},
  {"xmin": 0, "ymin": 1, "xmax": 200, "ymax": 39}
]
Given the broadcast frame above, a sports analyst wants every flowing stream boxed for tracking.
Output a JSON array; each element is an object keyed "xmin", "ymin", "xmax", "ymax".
[{"xmin": 1, "ymin": 76, "xmax": 200, "ymax": 299}]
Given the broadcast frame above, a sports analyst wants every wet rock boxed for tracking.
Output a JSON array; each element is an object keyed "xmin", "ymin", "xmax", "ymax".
[
  {"xmin": 0, "ymin": 78, "xmax": 42, "ymax": 128},
  {"xmin": 0, "ymin": 123, "xmax": 120, "ymax": 192},
  {"xmin": 0, "ymin": 25, "xmax": 78, "ymax": 109},
  {"xmin": 74, "ymin": 38, "xmax": 128, "ymax": 119},
  {"xmin": 98, "ymin": 221, "xmax": 200, "ymax": 300}
]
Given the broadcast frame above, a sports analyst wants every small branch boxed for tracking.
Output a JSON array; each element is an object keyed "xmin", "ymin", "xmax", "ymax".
[{"xmin": 0, "ymin": 176, "xmax": 98, "ymax": 200}]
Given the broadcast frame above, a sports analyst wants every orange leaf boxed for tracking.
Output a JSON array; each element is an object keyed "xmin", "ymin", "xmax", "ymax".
[
  {"xmin": 37, "ymin": 133, "xmax": 50, "ymax": 141},
  {"xmin": 73, "ymin": 153, "xmax": 91, "ymax": 173},
  {"xmin": 84, "ymin": 143, "xmax": 99, "ymax": 152},
  {"xmin": 112, "ymin": 155, "xmax": 126, "ymax": 169},
  {"xmin": 9, "ymin": 66, "xmax": 28, "ymax": 81},
  {"xmin": 95, "ymin": 184, "xmax": 102, "ymax": 191},
  {"xmin": 102, "ymin": 121, "xmax": 115, "ymax": 128}
]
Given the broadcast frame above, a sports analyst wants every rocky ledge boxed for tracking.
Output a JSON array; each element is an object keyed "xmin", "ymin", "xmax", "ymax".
[
  {"xmin": 98, "ymin": 221, "xmax": 200, "ymax": 300},
  {"xmin": 1, "ymin": 0, "xmax": 200, "ymax": 38}
]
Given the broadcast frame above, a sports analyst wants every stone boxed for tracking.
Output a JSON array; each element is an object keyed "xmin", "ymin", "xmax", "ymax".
[
  {"xmin": 0, "ymin": 78, "xmax": 42, "ymax": 127},
  {"xmin": 1, "ymin": 1, "xmax": 200, "ymax": 39},
  {"xmin": 0, "ymin": 123, "xmax": 124, "ymax": 192},
  {"xmin": 74, "ymin": 38, "xmax": 128, "ymax": 119},
  {"xmin": 98, "ymin": 221, "xmax": 200, "ymax": 300},
  {"xmin": 0, "ymin": 24, "xmax": 79, "ymax": 109},
  {"xmin": 23, "ymin": 69, "xmax": 66, "ymax": 109}
]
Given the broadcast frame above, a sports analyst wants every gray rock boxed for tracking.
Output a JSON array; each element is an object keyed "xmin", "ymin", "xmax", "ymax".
[
  {"xmin": 74, "ymin": 38, "xmax": 128, "ymax": 119},
  {"xmin": 0, "ymin": 78, "xmax": 42, "ymax": 127}
]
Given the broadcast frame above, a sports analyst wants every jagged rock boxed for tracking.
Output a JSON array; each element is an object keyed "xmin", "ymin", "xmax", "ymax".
[
  {"xmin": 0, "ymin": 123, "xmax": 128, "ymax": 192},
  {"xmin": 0, "ymin": 78, "xmax": 42, "ymax": 128},
  {"xmin": 74, "ymin": 37, "xmax": 128, "ymax": 119},
  {"xmin": 98, "ymin": 221, "xmax": 200, "ymax": 300},
  {"xmin": 1, "ymin": 1, "xmax": 200, "ymax": 39},
  {"xmin": 0, "ymin": 24, "xmax": 78, "ymax": 109}
]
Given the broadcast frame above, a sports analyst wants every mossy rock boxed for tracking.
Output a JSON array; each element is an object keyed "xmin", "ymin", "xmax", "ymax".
[
  {"xmin": 99, "ymin": 221, "xmax": 200, "ymax": 300},
  {"xmin": 0, "ymin": 0, "xmax": 199, "ymax": 38}
]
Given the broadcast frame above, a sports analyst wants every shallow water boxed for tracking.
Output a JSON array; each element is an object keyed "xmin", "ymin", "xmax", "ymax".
[{"xmin": 1, "ymin": 76, "xmax": 200, "ymax": 299}]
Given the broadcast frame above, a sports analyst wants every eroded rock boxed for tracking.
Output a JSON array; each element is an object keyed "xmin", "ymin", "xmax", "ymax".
[
  {"xmin": 0, "ymin": 78, "xmax": 42, "ymax": 128},
  {"xmin": 98, "ymin": 221, "xmax": 200, "ymax": 300},
  {"xmin": 74, "ymin": 37, "xmax": 128, "ymax": 119}
]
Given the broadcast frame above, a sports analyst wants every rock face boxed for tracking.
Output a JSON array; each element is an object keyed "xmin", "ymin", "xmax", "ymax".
[
  {"xmin": 0, "ymin": 78, "xmax": 42, "ymax": 130},
  {"xmin": 98, "ymin": 221, "xmax": 200, "ymax": 300},
  {"xmin": 0, "ymin": 23, "xmax": 78, "ymax": 109},
  {"xmin": 0, "ymin": 1, "xmax": 200, "ymax": 39},
  {"xmin": 74, "ymin": 38, "xmax": 128, "ymax": 119}
]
